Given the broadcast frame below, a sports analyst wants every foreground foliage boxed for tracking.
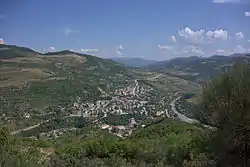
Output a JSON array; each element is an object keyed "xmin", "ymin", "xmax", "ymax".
[
  {"xmin": 1, "ymin": 50, "xmax": 250, "ymax": 166},
  {"xmin": 201, "ymin": 61, "xmax": 250, "ymax": 166},
  {"xmin": 1, "ymin": 119, "xmax": 211, "ymax": 167}
]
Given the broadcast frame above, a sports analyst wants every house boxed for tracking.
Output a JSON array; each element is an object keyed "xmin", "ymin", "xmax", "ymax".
[
  {"xmin": 101, "ymin": 124, "xmax": 110, "ymax": 129},
  {"xmin": 23, "ymin": 113, "xmax": 30, "ymax": 118}
]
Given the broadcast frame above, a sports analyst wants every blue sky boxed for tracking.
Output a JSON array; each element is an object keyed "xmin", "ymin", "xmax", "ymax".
[{"xmin": 0, "ymin": 0, "xmax": 249, "ymax": 60}]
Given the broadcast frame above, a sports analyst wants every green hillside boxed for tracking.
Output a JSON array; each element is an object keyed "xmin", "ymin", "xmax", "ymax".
[
  {"xmin": 148, "ymin": 54, "xmax": 250, "ymax": 82},
  {"xmin": 1, "ymin": 45, "xmax": 249, "ymax": 166},
  {"xmin": 0, "ymin": 45, "xmax": 130, "ymax": 131},
  {"xmin": 0, "ymin": 44, "xmax": 201, "ymax": 133},
  {"xmin": 1, "ymin": 118, "xmax": 212, "ymax": 167}
]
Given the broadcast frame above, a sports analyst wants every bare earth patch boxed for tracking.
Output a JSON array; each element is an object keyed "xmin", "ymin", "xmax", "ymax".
[
  {"xmin": 0, "ymin": 68, "xmax": 55, "ymax": 87},
  {"xmin": 1, "ymin": 56, "xmax": 46, "ymax": 64},
  {"xmin": 45, "ymin": 54, "xmax": 87, "ymax": 64}
]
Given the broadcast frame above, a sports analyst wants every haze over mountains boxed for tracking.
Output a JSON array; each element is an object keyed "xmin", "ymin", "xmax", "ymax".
[
  {"xmin": 110, "ymin": 57, "xmax": 157, "ymax": 68},
  {"xmin": 111, "ymin": 52, "xmax": 250, "ymax": 81}
]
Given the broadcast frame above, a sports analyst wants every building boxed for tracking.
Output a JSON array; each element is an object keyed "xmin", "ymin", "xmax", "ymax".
[
  {"xmin": 101, "ymin": 124, "xmax": 110, "ymax": 129},
  {"xmin": 0, "ymin": 38, "xmax": 4, "ymax": 44}
]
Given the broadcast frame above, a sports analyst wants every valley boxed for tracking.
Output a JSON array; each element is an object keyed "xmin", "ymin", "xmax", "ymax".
[
  {"xmin": 1, "ymin": 44, "xmax": 245, "ymax": 139},
  {"xmin": 0, "ymin": 44, "xmax": 202, "ymax": 140},
  {"xmin": 1, "ymin": 44, "xmax": 249, "ymax": 166}
]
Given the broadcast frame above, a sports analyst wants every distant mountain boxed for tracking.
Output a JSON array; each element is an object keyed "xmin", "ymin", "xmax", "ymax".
[
  {"xmin": 110, "ymin": 57, "xmax": 156, "ymax": 68},
  {"xmin": 147, "ymin": 53, "xmax": 250, "ymax": 82}
]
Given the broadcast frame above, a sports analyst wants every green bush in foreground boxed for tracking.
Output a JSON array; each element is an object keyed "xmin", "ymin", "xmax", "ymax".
[
  {"xmin": 0, "ymin": 128, "xmax": 41, "ymax": 167},
  {"xmin": 201, "ymin": 61, "xmax": 250, "ymax": 166},
  {"xmin": 45, "ymin": 119, "xmax": 210, "ymax": 167}
]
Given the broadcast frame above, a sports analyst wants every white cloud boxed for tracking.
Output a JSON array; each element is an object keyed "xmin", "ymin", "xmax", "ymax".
[
  {"xmin": 182, "ymin": 45, "xmax": 204, "ymax": 55},
  {"xmin": 116, "ymin": 50, "xmax": 123, "ymax": 56},
  {"xmin": 212, "ymin": 0, "xmax": 240, "ymax": 3},
  {"xmin": 158, "ymin": 44, "xmax": 175, "ymax": 50},
  {"xmin": 80, "ymin": 49, "xmax": 99, "ymax": 52},
  {"xmin": 115, "ymin": 44, "xmax": 125, "ymax": 56},
  {"xmin": 206, "ymin": 29, "xmax": 228, "ymax": 40},
  {"xmin": 177, "ymin": 27, "xmax": 228, "ymax": 44},
  {"xmin": 0, "ymin": 38, "xmax": 4, "ymax": 44},
  {"xmin": 170, "ymin": 45, "xmax": 204, "ymax": 56},
  {"xmin": 117, "ymin": 44, "xmax": 124, "ymax": 50},
  {"xmin": 191, "ymin": 47, "xmax": 204, "ymax": 55},
  {"xmin": 171, "ymin": 36, "xmax": 177, "ymax": 42},
  {"xmin": 44, "ymin": 46, "xmax": 56, "ymax": 53},
  {"xmin": 214, "ymin": 49, "xmax": 232, "ymax": 56},
  {"xmin": 213, "ymin": 45, "xmax": 249, "ymax": 56},
  {"xmin": 178, "ymin": 27, "xmax": 205, "ymax": 44},
  {"xmin": 236, "ymin": 32, "xmax": 244, "ymax": 40},
  {"xmin": 245, "ymin": 12, "xmax": 250, "ymax": 16},
  {"xmin": 63, "ymin": 28, "xmax": 79, "ymax": 35},
  {"xmin": 49, "ymin": 46, "xmax": 56, "ymax": 51}
]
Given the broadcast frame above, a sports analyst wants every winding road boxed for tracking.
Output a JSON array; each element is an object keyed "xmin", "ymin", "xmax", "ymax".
[
  {"xmin": 145, "ymin": 74, "xmax": 163, "ymax": 81},
  {"xmin": 170, "ymin": 96, "xmax": 199, "ymax": 124},
  {"xmin": 10, "ymin": 119, "xmax": 52, "ymax": 135},
  {"xmin": 170, "ymin": 96, "xmax": 215, "ymax": 129}
]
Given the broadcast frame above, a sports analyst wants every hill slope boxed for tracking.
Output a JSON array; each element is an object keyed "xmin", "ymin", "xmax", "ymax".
[
  {"xmin": 0, "ymin": 44, "xmax": 202, "ymax": 139},
  {"xmin": 16, "ymin": 119, "xmax": 210, "ymax": 167},
  {"xmin": 111, "ymin": 57, "xmax": 156, "ymax": 68},
  {"xmin": 0, "ymin": 44, "xmax": 130, "ymax": 131},
  {"xmin": 148, "ymin": 54, "xmax": 250, "ymax": 81}
]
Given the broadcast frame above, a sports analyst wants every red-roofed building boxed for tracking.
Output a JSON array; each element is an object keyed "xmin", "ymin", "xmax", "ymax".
[
  {"xmin": 101, "ymin": 124, "xmax": 110, "ymax": 129},
  {"xmin": 0, "ymin": 38, "xmax": 4, "ymax": 44}
]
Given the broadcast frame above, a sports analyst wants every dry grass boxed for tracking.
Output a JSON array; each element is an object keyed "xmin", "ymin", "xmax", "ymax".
[
  {"xmin": 1, "ymin": 56, "xmax": 46, "ymax": 64},
  {"xmin": 0, "ymin": 53, "xmax": 87, "ymax": 87},
  {"xmin": 147, "ymin": 74, "xmax": 201, "ymax": 93},
  {"xmin": 0, "ymin": 68, "xmax": 55, "ymax": 87},
  {"xmin": 45, "ymin": 54, "xmax": 87, "ymax": 64}
]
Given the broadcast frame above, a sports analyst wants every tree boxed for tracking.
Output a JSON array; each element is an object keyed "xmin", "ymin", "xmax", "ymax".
[
  {"xmin": 0, "ymin": 128, "xmax": 41, "ymax": 167},
  {"xmin": 201, "ymin": 61, "xmax": 250, "ymax": 167}
]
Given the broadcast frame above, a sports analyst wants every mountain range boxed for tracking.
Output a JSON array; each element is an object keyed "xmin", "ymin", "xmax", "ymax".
[
  {"xmin": 147, "ymin": 54, "xmax": 250, "ymax": 81},
  {"xmin": 110, "ymin": 57, "xmax": 157, "ymax": 68},
  {"xmin": 111, "ymin": 53, "xmax": 250, "ymax": 82},
  {"xmin": 1, "ymin": 44, "xmax": 250, "ymax": 166}
]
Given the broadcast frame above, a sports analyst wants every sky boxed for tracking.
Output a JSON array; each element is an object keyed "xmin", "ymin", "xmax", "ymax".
[{"xmin": 0, "ymin": 0, "xmax": 250, "ymax": 61}]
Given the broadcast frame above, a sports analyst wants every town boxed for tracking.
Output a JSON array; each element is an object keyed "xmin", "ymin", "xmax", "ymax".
[
  {"xmin": 69, "ymin": 80, "xmax": 179, "ymax": 138},
  {"xmin": 10, "ymin": 78, "xmax": 185, "ymax": 139}
]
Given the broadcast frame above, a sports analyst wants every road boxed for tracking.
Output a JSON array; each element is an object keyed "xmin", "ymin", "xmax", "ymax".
[
  {"xmin": 133, "ymin": 80, "xmax": 139, "ymax": 96},
  {"xmin": 10, "ymin": 119, "xmax": 52, "ymax": 135},
  {"xmin": 170, "ymin": 96, "xmax": 199, "ymax": 124},
  {"xmin": 170, "ymin": 96, "xmax": 216, "ymax": 129},
  {"xmin": 145, "ymin": 74, "xmax": 163, "ymax": 81}
]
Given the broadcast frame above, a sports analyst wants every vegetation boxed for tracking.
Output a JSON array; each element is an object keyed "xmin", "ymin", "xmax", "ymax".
[
  {"xmin": 0, "ymin": 44, "xmax": 130, "ymax": 130},
  {"xmin": 0, "ymin": 128, "xmax": 41, "ymax": 167},
  {"xmin": 2, "ymin": 119, "xmax": 210, "ymax": 167},
  {"xmin": 148, "ymin": 54, "xmax": 250, "ymax": 82},
  {"xmin": 1, "ymin": 44, "xmax": 250, "ymax": 166},
  {"xmin": 200, "ymin": 61, "xmax": 250, "ymax": 166}
]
